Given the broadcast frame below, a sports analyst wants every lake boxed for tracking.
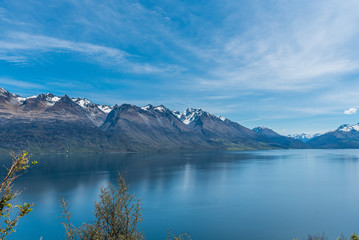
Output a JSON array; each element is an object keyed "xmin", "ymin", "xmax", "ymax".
[{"xmin": 1, "ymin": 149, "xmax": 359, "ymax": 240}]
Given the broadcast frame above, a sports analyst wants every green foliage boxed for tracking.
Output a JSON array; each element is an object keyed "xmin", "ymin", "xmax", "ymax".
[
  {"xmin": 60, "ymin": 175, "xmax": 144, "ymax": 240},
  {"xmin": 337, "ymin": 234, "xmax": 347, "ymax": 240},
  {"xmin": 60, "ymin": 175, "xmax": 192, "ymax": 240},
  {"xmin": 350, "ymin": 233, "xmax": 359, "ymax": 240},
  {"xmin": 0, "ymin": 151, "xmax": 36, "ymax": 240},
  {"xmin": 167, "ymin": 230, "xmax": 191, "ymax": 240},
  {"xmin": 306, "ymin": 233, "xmax": 327, "ymax": 240},
  {"xmin": 294, "ymin": 233, "xmax": 359, "ymax": 240}
]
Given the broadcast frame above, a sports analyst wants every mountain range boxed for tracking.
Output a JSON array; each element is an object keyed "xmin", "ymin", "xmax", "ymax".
[
  {"xmin": 1, "ymin": 87, "xmax": 359, "ymax": 153},
  {"xmin": 287, "ymin": 133, "xmax": 322, "ymax": 143}
]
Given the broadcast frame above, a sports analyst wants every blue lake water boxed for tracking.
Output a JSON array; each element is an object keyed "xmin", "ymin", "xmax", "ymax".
[{"xmin": 1, "ymin": 149, "xmax": 359, "ymax": 240}]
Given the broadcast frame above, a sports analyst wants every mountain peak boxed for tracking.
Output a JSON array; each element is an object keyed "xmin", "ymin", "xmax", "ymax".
[
  {"xmin": 0, "ymin": 88, "xmax": 15, "ymax": 99},
  {"xmin": 140, "ymin": 104, "xmax": 168, "ymax": 113},
  {"xmin": 337, "ymin": 123, "xmax": 359, "ymax": 132},
  {"xmin": 98, "ymin": 105, "xmax": 113, "ymax": 113},
  {"xmin": 154, "ymin": 105, "xmax": 167, "ymax": 112},
  {"xmin": 181, "ymin": 108, "xmax": 204, "ymax": 125},
  {"xmin": 37, "ymin": 93, "xmax": 60, "ymax": 106},
  {"xmin": 180, "ymin": 108, "xmax": 226, "ymax": 125},
  {"xmin": 0, "ymin": 87, "xmax": 9, "ymax": 94},
  {"xmin": 184, "ymin": 108, "xmax": 203, "ymax": 115},
  {"xmin": 253, "ymin": 127, "xmax": 281, "ymax": 137},
  {"xmin": 172, "ymin": 110, "xmax": 182, "ymax": 119},
  {"xmin": 141, "ymin": 104, "xmax": 153, "ymax": 111},
  {"xmin": 72, "ymin": 97, "xmax": 94, "ymax": 107},
  {"xmin": 288, "ymin": 133, "xmax": 322, "ymax": 143}
]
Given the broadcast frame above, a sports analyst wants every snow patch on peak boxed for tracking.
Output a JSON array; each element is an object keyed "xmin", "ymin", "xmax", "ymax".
[
  {"xmin": 218, "ymin": 116, "xmax": 226, "ymax": 122},
  {"xmin": 140, "ymin": 104, "xmax": 167, "ymax": 113},
  {"xmin": 181, "ymin": 108, "xmax": 204, "ymax": 125},
  {"xmin": 184, "ymin": 108, "xmax": 203, "ymax": 115},
  {"xmin": 288, "ymin": 133, "xmax": 322, "ymax": 142},
  {"xmin": 0, "ymin": 88, "xmax": 12, "ymax": 98},
  {"xmin": 253, "ymin": 126, "xmax": 271, "ymax": 133},
  {"xmin": 72, "ymin": 98, "xmax": 92, "ymax": 108},
  {"xmin": 72, "ymin": 97, "xmax": 113, "ymax": 114},
  {"xmin": 172, "ymin": 111, "xmax": 182, "ymax": 119},
  {"xmin": 15, "ymin": 96, "xmax": 27, "ymax": 103},
  {"xmin": 40, "ymin": 94, "xmax": 60, "ymax": 106},
  {"xmin": 0, "ymin": 88, "xmax": 8, "ymax": 94},
  {"xmin": 47, "ymin": 96, "xmax": 60, "ymax": 105},
  {"xmin": 154, "ymin": 105, "xmax": 166, "ymax": 112},
  {"xmin": 98, "ymin": 105, "xmax": 113, "ymax": 114},
  {"xmin": 254, "ymin": 126, "xmax": 269, "ymax": 130},
  {"xmin": 17, "ymin": 95, "xmax": 38, "ymax": 104},
  {"xmin": 337, "ymin": 123, "xmax": 359, "ymax": 132},
  {"xmin": 51, "ymin": 96, "xmax": 61, "ymax": 102},
  {"xmin": 180, "ymin": 108, "xmax": 226, "ymax": 125},
  {"xmin": 141, "ymin": 104, "xmax": 153, "ymax": 111}
]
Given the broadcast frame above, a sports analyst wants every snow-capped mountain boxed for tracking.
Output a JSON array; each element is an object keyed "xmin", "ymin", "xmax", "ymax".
[
  {"xmin": 98, "ymin": 105, "xmax": 113, "ymax": 114},
  {"xmin": 0, "ymin": 87, "xmax": 334, "ymax": 153},
  {"xmin": 253, "ymin": 126, "xmax": 307, "ymax": 148},
  {"xmin": 287, "ymin": 133, "xmax": 322, "ymax": 143},
  {"xmin": 71, "ymin": 98, "xmax": 115, "ymax": 126},
  {"xmin": 336, "ymin": 123, "xmax": 359, "ymax": 132},
  {"xmin": 101, "ymin": 103, "xmax": 201, "ymax": 150},
  {"xmin": 0, "ymin": 88, "xmax": 35, "ymax": 105},
  {"xmin": 171, "ymin": 110, "xmax": 182, "ymax": 119},
  {"xmin": 307, "ymin": 123, "xmax": 359, "ymax": 148},
  {"xmin": 0, "ymin": 88, "xmax": 114, "ymax": 126},
  {"xmin": 172, "ymin": 108, "xmax": 227, "ymax": 125},
  {"xmin": 36, "ymin": 93, "xmax": 61, "ymax": 106},
  {"xmin": 140, "ymin": 104, "xmax": 168, "ymax": 113},
  {"xmin": 181, "ymin": 108, "xmax": 204, "ymax": 125},
  {"xmin": 253, "ymin": 127, "xmax": 281, "ymax": 137},
  {"xmin": 71, "ymin": 98, "xmax": 113, "ymax": 115}
]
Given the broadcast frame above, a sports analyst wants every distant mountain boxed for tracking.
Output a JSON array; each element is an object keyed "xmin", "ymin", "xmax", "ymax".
[
  {"xmin": 101, "ymin": 104, "xmax": 213, "ymax": 151},
  {"xmin": 253, "ymin": 127, "xmax": 281, "ymax": 137},
  {"xmin": 0, "ymin": 88, "xmax": 119, "ymax": 152},
  {"xmin": 179, "ymin": 108, "xmax": 254, "ymax": 139},
  {"xmin": 288, "ymin": 133, "xmax": 322, "ymax": 143},
  {"xmin": 71, "ymin": 97, "xmax": 111, "ymax": 126},
  {"xmin": 0, "ymin": 87, "xmax": 312, "ymax": 153},
  {"xmin": 0, "ymin": 88, "xmax": 111, "ymax": 124},
  {"xmin": 307, "ymin": 123, "xmax": 359, "ymax": 148},
  {"xmin": 253, "ymin": 127, "xmax": 307, "ymax": 149}
]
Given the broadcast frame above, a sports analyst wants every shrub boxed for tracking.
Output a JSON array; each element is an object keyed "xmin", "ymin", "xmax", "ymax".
[
  {"xmin": 60, "ymin": 175, "xmax": 191, "ymax": 240},
  {"xmin": 0, "ymin": 151, "xmax": 36, "ymax": 239},
  {"xmin": 60, "ymin": 175, "xmax": 144, "ymax": 240}
]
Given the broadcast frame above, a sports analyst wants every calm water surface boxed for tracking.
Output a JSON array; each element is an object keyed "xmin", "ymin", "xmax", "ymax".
[{"xmin": 1, "ymin": 149, "xmax": 359, "ymax": 240}]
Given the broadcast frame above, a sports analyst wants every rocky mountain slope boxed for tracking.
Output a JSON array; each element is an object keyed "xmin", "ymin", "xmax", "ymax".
[
  {"xmin": 287, "ymin": 133, "xmax": 322, "ymax": 143},
  {"xmin": 307, "ymin": 123, "xmax": 359, "ymax": 148},
  {"xmin": 253, "ymin": 127, "xmax": 308, "ymax": 149},
  {"xmin": 0, "ymin": 87, "xmax": 311, "ymax": 152}
]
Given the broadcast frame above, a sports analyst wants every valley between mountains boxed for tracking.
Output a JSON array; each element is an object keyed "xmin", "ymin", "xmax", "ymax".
[{"xmin": 1, "ymin": 87, "xmax": 358, "ymax": 153}]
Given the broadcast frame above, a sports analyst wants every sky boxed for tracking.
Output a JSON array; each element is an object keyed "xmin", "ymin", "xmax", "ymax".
[{"xmin": 1, "ymin": 0, "xmax": 359, "ymax": 135}]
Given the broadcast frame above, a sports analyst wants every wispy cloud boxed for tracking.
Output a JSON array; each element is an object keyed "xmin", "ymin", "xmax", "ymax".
[
  {"xmin": 0, "ymin": 77, "xmax": 44, "ymax": 89},
  {"xmin": 0, "ymin": 31, "xmax": 127, "ymax": 68},
  {"xmin": 0, "ymin": 32, "xmax": 180, "ymax": 74},
  {"xmin": 344, "ymin": 107, "xmax": 358, "ymax": 115},
  {"xmin": 192, "ymin": 0, "xmax": 359, "ymax": 92}
]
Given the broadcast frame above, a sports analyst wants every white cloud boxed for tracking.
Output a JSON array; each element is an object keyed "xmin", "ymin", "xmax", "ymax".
[
  {"xmin": 0, "ymin": 32, "xmax": 178, "ymax": 74},
  {"xmin": 0, "ymin": 77, "xmax": 44, "ymax": 89},
  {"xmin": 344, "ymin": 107, "xmax": 358, "ymax": 114},
  {"xmin": 194, "ymin": 0, "xmax": 359, "ymax": 92},
  {"xmin": 0, "ymin": 32, "xmax": 126, "ymax": 62}
]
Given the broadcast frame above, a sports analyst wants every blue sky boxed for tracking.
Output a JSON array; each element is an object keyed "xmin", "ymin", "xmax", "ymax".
[{"xmin": 1, "ymin": 0, "xmax": 359, "ymax": 135}]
